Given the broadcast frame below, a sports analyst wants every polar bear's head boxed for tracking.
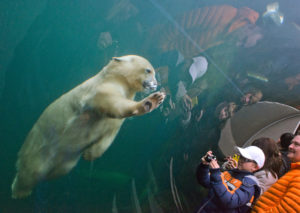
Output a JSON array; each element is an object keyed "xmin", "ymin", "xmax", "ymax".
[{"xmin": 106, "ymin": 55, "xmax": 158, "ymax": 92}]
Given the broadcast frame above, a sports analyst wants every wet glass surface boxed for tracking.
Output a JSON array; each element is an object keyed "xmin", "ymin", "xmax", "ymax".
[{"xmin": 1, "ymin": 0, "xmax": 300, "ymax": 212}]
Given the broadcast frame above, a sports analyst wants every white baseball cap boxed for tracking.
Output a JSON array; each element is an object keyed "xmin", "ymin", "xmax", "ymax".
[{"xmin": 235, "ymin": 146, "xmax": 265, "ymax": 169}]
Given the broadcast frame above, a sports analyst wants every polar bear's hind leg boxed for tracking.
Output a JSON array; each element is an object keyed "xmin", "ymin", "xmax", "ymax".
[
  {"xmin": 12, "ymin": 172, "xmax": 37, "ymax": 199},
  {"xmin": 82, "ymin": 133, "xmax": 118, "ymax": 161}
]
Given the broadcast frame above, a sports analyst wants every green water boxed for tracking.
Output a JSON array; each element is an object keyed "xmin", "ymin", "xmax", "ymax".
[{"xmin": 1, "ymin": 0, "xmax": 300, "ymax": 212}]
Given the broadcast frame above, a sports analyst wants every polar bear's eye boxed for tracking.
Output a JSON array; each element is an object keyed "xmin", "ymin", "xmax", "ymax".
[{"xmin": 145, "ymin": 68, "xmax": 152, "ymax": 74}]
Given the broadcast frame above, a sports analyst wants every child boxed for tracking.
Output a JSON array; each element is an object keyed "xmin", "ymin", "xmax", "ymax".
[{"xmin": 196, "ymin": 146, "xmax": 265, "ymax": 213}]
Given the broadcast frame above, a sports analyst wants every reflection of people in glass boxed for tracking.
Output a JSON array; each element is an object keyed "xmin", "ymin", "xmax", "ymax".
[
  {"xmin": 215, "ymin": 101, "xmax": 238, "ymax": 121},
  {"xmin": 240, "ymin": 88, "xmax": 263, "ymax": 105},
  {"xmin": 157, "ymin": 52, "xmax": 207, "ymax": 126},
  {"xmin": 213, "ymin": 87, "xmax": 263, "ymax": 124},
  {"xmin": 196, "ymin": 146, "xmax": 264, "ymax": 213}
]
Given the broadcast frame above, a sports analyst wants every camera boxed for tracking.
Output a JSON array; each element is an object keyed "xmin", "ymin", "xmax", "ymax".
[{"xmin": 205, "ymin": 155, "xmax": 216, "ymax": 162}]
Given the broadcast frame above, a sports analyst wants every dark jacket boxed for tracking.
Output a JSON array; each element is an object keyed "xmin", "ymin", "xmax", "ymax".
[
  {"xmin": 196, "ymin": 163, "xmax": 260, "ymax": 213},
  {"xmin": 278, "ymin": 150, "xmax": 291, "ymax": 177}
]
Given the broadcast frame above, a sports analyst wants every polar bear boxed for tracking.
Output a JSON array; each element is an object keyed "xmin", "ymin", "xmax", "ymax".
[{"xmin": 11, "ymin": 55, "xmax": 165, "ymax": 199}]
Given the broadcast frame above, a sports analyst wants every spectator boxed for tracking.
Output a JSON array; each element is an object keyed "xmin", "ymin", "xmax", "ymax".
[
  {"xmin": 196, "ymin": 146, "xmax": 265, "ymax": 213},
  {"xmin": 251, "ymin": 137, "xmax": 283, "ymax": 193},
  {"xmin": 240, "ymin": 87, "xmax": 263, "ymax": 106},
  {"xmin": 278, "ymin": 132, "xmax": 293, "ymax": 177},
  {"xmin": 279, "ymin": 132, "xmax": 294, "ymax": 150},
  {"xmin": 252, "ymin": 135, "xmax": 300, "ymax": 212},
  {"xmin": 215, "ymin": 101, "xmax": 238, "ymax": 122}
]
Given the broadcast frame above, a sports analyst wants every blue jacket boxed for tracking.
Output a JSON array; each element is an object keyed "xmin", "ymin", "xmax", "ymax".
[{"xmin": 196, "ymin": 163, "xmax": 260, "ymax": 213}]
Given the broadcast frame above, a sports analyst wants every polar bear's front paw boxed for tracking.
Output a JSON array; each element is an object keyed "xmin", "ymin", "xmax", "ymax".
[{"xmin": 143, "ymin": 92, "xmax": 165, "ymax": 113}]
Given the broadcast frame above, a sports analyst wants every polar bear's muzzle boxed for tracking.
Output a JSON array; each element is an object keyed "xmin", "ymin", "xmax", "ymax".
[{"xmin": 143, "ymin": 80, "xmax": 157, "ymax": 91}]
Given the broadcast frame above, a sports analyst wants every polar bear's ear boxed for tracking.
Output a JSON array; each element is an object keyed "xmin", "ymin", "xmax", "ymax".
[
  {"xmin": 112, "ymin": 57, "xmax": 123, "ymax": 62},
  {"xmin": 113, "ymin": 56, "xmax": 132, "ymax": 62}
]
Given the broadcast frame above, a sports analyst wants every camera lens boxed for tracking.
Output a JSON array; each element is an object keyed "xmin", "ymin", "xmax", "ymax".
[
  {"xmin": 204, "ymin": 155, "xmax": 211, "ymax": 162},
  {"xmin": 205, "ymin": 155, "xmax": 216, "ymax": 162}
]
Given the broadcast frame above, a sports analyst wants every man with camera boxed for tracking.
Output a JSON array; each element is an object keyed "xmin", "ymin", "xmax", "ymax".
[{"xmin": 195, "ymin": 146, "xmax": 265, "ymax": 213}]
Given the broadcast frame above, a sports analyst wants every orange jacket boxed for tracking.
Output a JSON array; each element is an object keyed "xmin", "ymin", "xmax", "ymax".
[{"xmin": 252, "ymin": 162, "xmax": 300, "ymax": 213}]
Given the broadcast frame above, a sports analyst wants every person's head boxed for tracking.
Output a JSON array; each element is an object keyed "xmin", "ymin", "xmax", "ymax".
[
  {"xmin": 240, "ymin": 88, "xmax": 263, "ymax": 105},
  {"xmin": 215, "ymin": 102, "xmax": 238, "ymax": 121},
  {"xmin": 251, "ymin": 137, "xmax": 283, "ymax": 178},
  {"xmin": 280, "ymin": 132, "xmax": 294, "ymax": 150},
  {"xmin": 236, "ymin": 146, "xmax": 265, "ymax": 173},
  {"xmin": 288, "ymin": 135, "xmax": 300, "ymax": 162}
]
